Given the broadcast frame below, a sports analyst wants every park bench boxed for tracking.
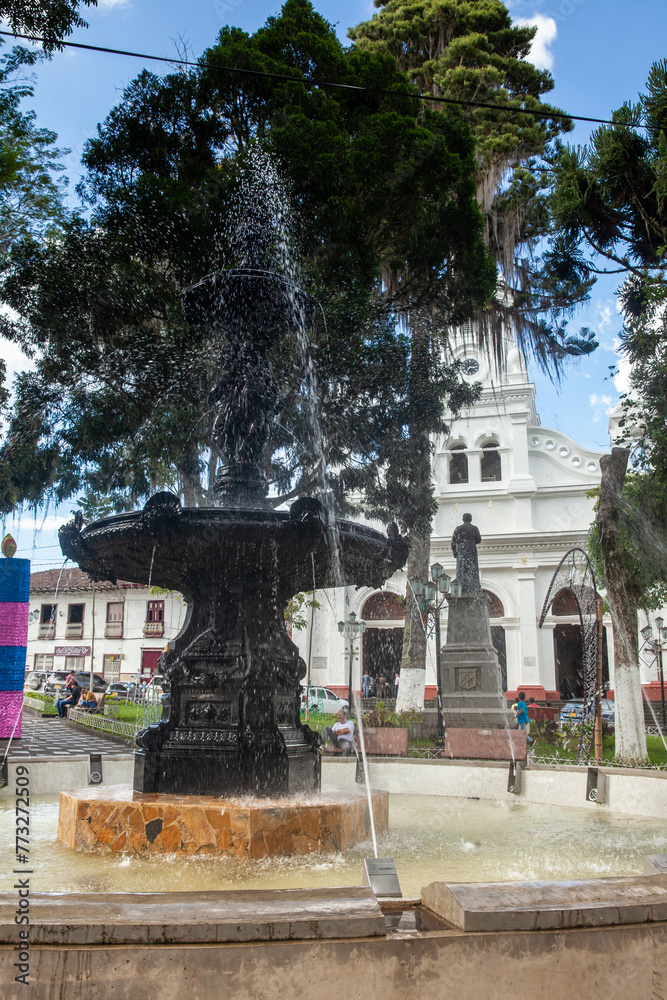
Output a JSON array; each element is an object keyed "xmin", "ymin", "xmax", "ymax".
[{"xmin": 321, "ymin": 727, "xmax": 409, "ymax": 758}]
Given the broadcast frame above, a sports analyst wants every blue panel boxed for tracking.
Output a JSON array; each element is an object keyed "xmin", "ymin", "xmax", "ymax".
[
  {"xmin": 0, "ymin": 645, "xmax": 27, "ymax": 689},
  {"xmin": 0, "ymin": 559, "xmax": 30, "ymax": 603}
]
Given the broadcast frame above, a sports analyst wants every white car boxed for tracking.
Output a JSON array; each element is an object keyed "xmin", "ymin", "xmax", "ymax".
[
  {"xmin": 300, "ymin": 686, "xmax": 349, "ymax": 715},
  {"xmin": 144, "ymin": 675, "xmax": 165, "ymax": 704}
]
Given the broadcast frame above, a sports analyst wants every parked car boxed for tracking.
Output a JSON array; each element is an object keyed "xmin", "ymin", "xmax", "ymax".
[
  {"xmin": 44, "ymin": 671, "xmax": 108, "ymax": 697},
  {"xmin": 144, "ymin": 675, "xmax": 164, "ymax": 704},
  {"xmin": 106, "ymin": 682, "xmax": 132, "ymax": 700},
  {"xmin": 559, "ymin": 699, "xmax": 615, "ymax": 726},
  {"xmin": 43, "ymin": 671, "xmax": 71, "ymax": 697},
  {"xmin": 300, "ymin": 686, "xmax": 349, "ymax": 715},
  {"xmin": 72, "ymin": 672, "xmax": 108, "ymax": 693},
  {"xmin": 24, "ymin": 670, "xmax": 48, "ymax": 692}
]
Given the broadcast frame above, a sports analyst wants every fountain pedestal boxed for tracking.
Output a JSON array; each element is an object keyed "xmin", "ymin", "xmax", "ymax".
[{"xmin": 58, "ymin": 785, "xmax": 388, "ymax": 858}]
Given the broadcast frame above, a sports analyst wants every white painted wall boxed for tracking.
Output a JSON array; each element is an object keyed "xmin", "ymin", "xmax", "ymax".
[{"xmin": 26, "ymin": 584, "xmax": 185, "ymax": 683}]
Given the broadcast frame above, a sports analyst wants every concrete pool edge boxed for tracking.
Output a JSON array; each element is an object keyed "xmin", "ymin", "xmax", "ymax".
[
  {"xmin": 3, "ymin": 754, "xmax": 667, "ymax": 820},
  {"xmin": 1, "ymin": 881, "xmax": 666, "ymax": 1000},
  {"xmin": 323, "ymin": 756, "xmax": 667, "ymax": 820}
]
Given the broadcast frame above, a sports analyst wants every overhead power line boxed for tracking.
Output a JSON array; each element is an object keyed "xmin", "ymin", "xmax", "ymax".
[{"xmin": 0, "ymin": 29, "xmax": 646, "ymax": 129}]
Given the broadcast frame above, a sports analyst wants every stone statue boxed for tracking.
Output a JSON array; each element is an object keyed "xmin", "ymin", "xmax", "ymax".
[{"xmin": 451, "ymin": 513, "xmax": 481, "ymax": 592}]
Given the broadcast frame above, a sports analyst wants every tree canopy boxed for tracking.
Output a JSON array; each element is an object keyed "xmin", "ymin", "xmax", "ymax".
[
  {"xmin": 549, "ymin": 59, "xmax": 667, "ymax": 533},
  {"xmin": 0, "ymin": 0, "xmax": 96, "ymax": 50},
  {"xmin": 0, "ymin": 0, "xmax": 496, "ymax": 523},
  {"xmin": 349, "ymin": 0, "xmax": 597, "ymax": 367}
]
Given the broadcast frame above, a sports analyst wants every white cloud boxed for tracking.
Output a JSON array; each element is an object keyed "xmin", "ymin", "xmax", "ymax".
[
  {"xmin": 613, "ymin": 352, "xmax": 632, "ymax": 394},
  {"xmin": 514, "ymin": 14, "xmax": 558, "ymax": 71},
  {"xmin": 595, "ymin": 300, "xmax": 614, "ymax": 333},
  {"xmin": 96, "ymin": 0, "xmax": 131, "ymax": 11},
  {"xmin": 589, "ymin": 393, "xmax": 613, "ymax": 423}
]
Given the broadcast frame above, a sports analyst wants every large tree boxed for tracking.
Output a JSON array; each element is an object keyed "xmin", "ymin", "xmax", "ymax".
[
  {"xmin": 349, "ymin": 0, "xmax": 597, "ymax": 707},
  {"xmin": 549, "ymin": 60, "xmax": 667, "ymax": 759},
  {"xmin": 349, "ymin": 0, "xmax": 596, "ymax": 360},
  {"xmin": 0, "ymin": 0, "xmax": 496, "ymax": 526}
]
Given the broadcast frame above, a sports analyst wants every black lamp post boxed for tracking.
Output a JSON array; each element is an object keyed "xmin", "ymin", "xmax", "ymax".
[
  {"xmin": 338, "ymin": 612, "xmax": 367, "ymax": 707},
  {"xmin": 411, "ymin": 564, "xmax": 462, "ymax": 745},
  {"xmin": 640, "ymin": 618, "xmax": 667, "ymax": 733}
]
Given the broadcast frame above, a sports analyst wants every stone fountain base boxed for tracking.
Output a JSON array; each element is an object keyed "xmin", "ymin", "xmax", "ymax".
[{"xmin": 58, "ymin": 784, "xmax": 388, "ymax": 858}]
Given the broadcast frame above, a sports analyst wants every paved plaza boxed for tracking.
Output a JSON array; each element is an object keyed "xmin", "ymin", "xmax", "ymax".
[{"xmin": 0, "ymin": 716, "xmax": 131, "ymax": 758}]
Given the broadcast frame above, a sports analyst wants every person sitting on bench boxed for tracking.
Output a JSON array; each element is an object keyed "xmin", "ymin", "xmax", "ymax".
[
  {"xmin": 321, "ymin": 710, "xmax": 355, "ymax": 756},
  {"xmin": 78, "ymin": 688, "xmax": 98, "ymax": 711}
]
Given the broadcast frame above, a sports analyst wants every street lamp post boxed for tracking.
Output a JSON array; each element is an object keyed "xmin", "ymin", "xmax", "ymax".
[
  {"xmin": 411, "ymin": 564, "xmax": 462, "ymax": 745},
  {"xmin": 640, "ymin": 618, "xmax": 667, "ymax": 734},
  {"xmin": 337, "ymin": 612, "xmax": 367, "ymax": 706}
]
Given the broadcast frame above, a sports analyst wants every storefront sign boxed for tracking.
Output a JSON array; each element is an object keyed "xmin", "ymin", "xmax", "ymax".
[{"xmin": 54, "ymin": 646, "xmax": 91, "ymax": 657}]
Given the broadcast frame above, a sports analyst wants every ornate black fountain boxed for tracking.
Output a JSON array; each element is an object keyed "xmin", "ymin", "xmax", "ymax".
[{"xmin": 59, "ymin": 212, "xmax": 409, "ymax": 800}]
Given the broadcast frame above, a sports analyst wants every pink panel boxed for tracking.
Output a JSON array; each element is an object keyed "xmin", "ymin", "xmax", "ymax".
[
  {"xmin": 0, "ymin": 690, "xmax": 22, "ymax": 738},
  {"xmin": 0, "ymin": 602, "xmax": 29, "ymax": 646}
]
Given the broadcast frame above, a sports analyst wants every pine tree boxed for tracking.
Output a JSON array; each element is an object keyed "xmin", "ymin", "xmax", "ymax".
[
  {"xmin": 350, "ymin": 0, "xmax": 595, "ymax": 707},
  {"xmin": 350, "ymin": 0, "xmax": 595, "ymax": 358}
]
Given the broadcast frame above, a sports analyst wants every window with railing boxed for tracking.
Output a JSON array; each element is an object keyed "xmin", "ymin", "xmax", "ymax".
[
  {"xmin": 449, "ymin": 445, "xmax": 468, "ymax": 485},
  {"xmin": 103, "ymin": 654, "xmax": 121, "ymax": 682},
  {"xmin": 143, "ymin": 600, "xmax": 165, "ymax": 637},
  {"xmin": 481, "ymin": 441, "xmax": 502, "ymax": 482},
  {"xmin": 105, "ymin": 602, "xmax": 124, "ymax": 639},
  {"xmin": 38, "ymin": 604, "xmax": 56, "ymax": 639},
  {"xmin": 33, "ymin": 653, "xmax": 54, "ymax": 672},
  {"xmin": 65, "ymin": 603, "xmax": 85, "ymax": 638}
]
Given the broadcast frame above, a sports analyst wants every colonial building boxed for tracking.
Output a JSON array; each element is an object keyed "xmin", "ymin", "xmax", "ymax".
[{"xmin": 26, "ymin": 568, "xmax": 184, "ymax": 683}]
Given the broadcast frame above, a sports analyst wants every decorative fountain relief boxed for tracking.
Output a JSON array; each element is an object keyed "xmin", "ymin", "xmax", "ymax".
[{"xmin": 57, "ymin": 163, "xmax": 408, "ymax": 856}]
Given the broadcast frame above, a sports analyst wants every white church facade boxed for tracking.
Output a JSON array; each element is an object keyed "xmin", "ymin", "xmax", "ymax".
[{"xmin": 294, "ymin": 331, "xmax": 616, "ymax": 704}]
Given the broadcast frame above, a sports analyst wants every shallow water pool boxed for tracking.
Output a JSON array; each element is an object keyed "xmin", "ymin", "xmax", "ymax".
[{"xmin": 2, "ymin": 794, "xmax": 665, "ymax": 899}]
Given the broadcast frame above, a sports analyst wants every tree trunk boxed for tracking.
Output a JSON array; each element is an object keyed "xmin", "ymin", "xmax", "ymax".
[
  {"xmin": 395, "ymin": 317, "xmax": 435, "ymax": 713},
  {"xmin": 396, "ymin": 525, "xmax": 430, "ymax": 711},
  {"xmin": 598, "ymin": 447, "xmax": 647, "ymax": 764}
]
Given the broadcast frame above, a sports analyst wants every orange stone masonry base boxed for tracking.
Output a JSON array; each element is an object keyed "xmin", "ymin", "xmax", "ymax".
[{"xmin": 58, "ymin": 784, "xmax": 388, "ymax": 858}]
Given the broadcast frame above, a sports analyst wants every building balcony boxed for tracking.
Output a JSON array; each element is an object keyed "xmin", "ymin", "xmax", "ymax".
[
  {"xmin": 104, "ymin": 622, "xmax": 124, "ymax": 639},
  {"xmin": 38, "ymin": 624, "xmax": 55, "ymax": 640},
  {"xmin": 143, "ymin": 622, "xmax": 164, "ymax": 637},
  {"xmin": 65, "ymin": 623, "xmax": 84, "ymax": 639}
]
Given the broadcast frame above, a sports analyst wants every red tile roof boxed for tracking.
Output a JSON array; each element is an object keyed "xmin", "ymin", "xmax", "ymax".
[{"xmin": 30, "ymin": 567, "xmax": 146, "ymax": 594}]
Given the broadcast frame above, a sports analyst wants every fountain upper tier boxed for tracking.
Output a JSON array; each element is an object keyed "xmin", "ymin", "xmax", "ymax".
[{"xmin": 59, "ymin": 492, "xmax": 410, "ymax": 601}]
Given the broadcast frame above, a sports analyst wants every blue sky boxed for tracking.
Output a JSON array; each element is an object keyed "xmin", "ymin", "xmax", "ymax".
[{"xmin": 2, "ymin": 0, "xmax": 666, "ymax": 564}]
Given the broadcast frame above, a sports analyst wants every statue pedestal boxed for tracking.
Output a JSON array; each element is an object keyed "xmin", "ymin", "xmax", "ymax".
[{"xmin": 439, "ymin": 593, "xmax": 512, "ymax": 730}]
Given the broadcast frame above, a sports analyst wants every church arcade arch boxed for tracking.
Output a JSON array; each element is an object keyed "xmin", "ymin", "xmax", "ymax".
[{"xmin": 361, "ymin": 591, "xmax": 404, "ymax": 695}]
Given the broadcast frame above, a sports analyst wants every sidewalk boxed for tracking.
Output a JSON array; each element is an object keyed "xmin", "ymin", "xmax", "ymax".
[{"xmin": 0, "ymin": 717, "xmax": 132, "ymax": 758}]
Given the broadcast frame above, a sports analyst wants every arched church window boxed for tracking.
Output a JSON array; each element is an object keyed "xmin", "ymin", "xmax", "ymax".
[
  {"xmin": 481, "ymin": 441, "xmax": 501, "ymax": 482},
  {"xmin": 482, "ymin": 590, "xmax": 504, "ymax": 618},
  {"xmin": 361, "ymin": 591, "xmax": 405, "ymax": 620},
  {"xmin": 552, "ymin": 589, "xmax": 579, "ymax": 616},
  {"xmin": 449, "ymin": 445, "xmax": 468, "ymax": 484}
]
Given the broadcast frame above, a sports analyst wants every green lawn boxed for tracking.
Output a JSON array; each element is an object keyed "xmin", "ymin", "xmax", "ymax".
[{"xmin": 531, "ymin": 731, "xmax": 667, "ymax": 767}]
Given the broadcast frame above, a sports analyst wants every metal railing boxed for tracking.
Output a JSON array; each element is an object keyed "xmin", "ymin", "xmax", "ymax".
[
  {"xmin": 528, "ymin": 750, "xmax": 667, "ymax": 771},
  {"xmin": 22, "ymin": 694, "xmax": 56, "ymax": 714},
  {"xmin": 67, "ymin": 708, "xmax": 138, "ymax": 740}
]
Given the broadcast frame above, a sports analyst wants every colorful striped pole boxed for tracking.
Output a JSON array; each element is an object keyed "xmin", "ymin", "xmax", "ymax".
[{"xmin": 0, "ymin": 540, "xmax": 30, "ymax": 738}]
